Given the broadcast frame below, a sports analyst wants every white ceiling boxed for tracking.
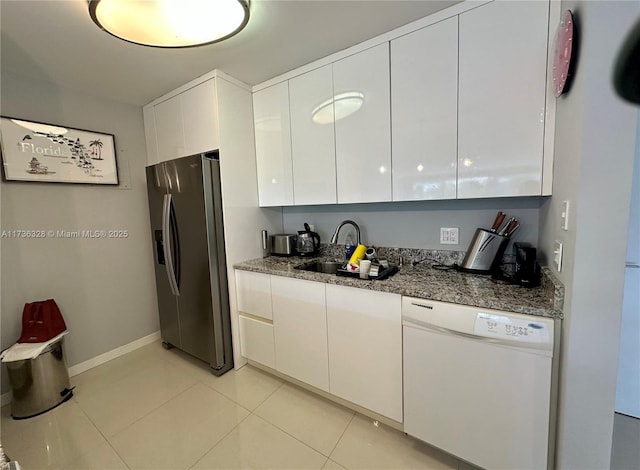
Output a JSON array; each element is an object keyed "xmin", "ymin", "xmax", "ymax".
[{"xmin": 0, "ymin": 0, "xmax": 460, "ymax": 106}]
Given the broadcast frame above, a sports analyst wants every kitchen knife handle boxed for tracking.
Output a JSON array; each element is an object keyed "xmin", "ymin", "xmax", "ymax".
[
  {"xmin": 505, "ymin": 222, "xmax": 520, "ymax": 237},
  {"xmin": 498, "ymin": 217, "xmax": 515, "ymax": 236},
  {"xmin": 491, "ymin": 211, "xmax": 506, "ymax": 232}
]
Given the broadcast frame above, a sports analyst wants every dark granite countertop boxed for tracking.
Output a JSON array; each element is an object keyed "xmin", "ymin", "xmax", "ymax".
[{"xmin": 234, "ymin": 250, "xmax": 564, "ymax": 319}]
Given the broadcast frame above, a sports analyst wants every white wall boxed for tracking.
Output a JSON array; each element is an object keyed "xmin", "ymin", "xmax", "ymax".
[
  {"xmin": 283, "ymin": 197, "xmax": 542, "ymax": 251},
  {"xmin": 0, "ymin": 71, "xmax": 160, "ymax": 394},
  {"xmin": 537, "ymin": 2, "xmax": 640, "ymax": 468}
]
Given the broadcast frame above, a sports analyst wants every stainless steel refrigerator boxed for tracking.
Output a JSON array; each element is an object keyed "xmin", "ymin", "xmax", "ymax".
[{"xmin": 145, "ymin": 152, "xmax": 233, "ymax": 375}]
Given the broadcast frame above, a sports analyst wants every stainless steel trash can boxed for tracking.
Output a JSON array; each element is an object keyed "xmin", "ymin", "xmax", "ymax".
[{"xmin": 6, "ymin": 339, "xmax": 73, "ymax": 419}]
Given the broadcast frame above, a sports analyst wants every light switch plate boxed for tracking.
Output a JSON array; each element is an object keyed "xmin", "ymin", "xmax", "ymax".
[
  {"xmin": 561, "ymin": 200, "xmax": 570, "ymax": 231},
  {"xmin": 440, "ymin": 227, "xmax": 459, "ymax": 245},
  {"xmin": 553, "ymin": 240, "xmax": 563, "ymax": 272}
]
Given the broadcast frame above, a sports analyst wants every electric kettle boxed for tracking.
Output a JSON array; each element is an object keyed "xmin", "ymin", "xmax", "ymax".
[{"xmin": 296, "ymin": 223, "xmax": 321, "ymax": 256}]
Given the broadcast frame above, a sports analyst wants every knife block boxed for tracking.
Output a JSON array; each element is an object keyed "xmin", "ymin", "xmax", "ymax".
[{"xmin": 458, "ymin": 228, "xmax": 509, "ymax": 273}]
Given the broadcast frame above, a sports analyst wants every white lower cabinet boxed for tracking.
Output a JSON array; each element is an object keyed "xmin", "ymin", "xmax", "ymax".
[
  {"xmin": 326, "ymin": 284, "xmax": 403, "ymax": 422},
  {"xmin": 238, "ymin": 315, "xmax": 275, "ymax": 369},
  {"xmin": 271, "ymin": 276, "xmax": 329, "ymax": 391},
  {"xmin": 235, "ymin": 270, "xmax": 403, "ymax": 421},
  {"xmin": 236, "ymin": 271, "xmax": 275, "ymax": 369}
]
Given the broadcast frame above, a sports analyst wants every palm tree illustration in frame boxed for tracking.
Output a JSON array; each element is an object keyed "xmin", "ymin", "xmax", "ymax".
[{"xmin": 89, "ymin": 139, "xmax": 103, "ymax": 160}]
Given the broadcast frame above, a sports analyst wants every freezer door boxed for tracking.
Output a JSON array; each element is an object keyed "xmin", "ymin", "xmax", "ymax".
[
  {"xmin": 165, "ymin": 156, "xmax": 218, "ymax": 365},
  {"xmin": 146, "ymin": 163, "xmax": 180, "ymax": 347}
]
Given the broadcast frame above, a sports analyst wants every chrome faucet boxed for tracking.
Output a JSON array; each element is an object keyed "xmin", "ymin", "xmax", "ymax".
[{"xmin": 330, "ymin": 220, "xmax": 361, "ymax": 245}]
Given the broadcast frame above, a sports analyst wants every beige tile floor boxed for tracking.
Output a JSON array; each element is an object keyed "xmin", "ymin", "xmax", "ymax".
[
  {"xmin": 0, "ymin": 341, "xmax": 471, "ymax": 470},
  {"xmin": 3, "ymin": 341, "xmax": 636, "ymax": 470}
]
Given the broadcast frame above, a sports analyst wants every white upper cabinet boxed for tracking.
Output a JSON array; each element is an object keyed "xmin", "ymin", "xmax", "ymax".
[
  {"xmin": 154, "ymin": 95, "xmax": 185, "ymax": 163},
  {"xmin": 145, "ymin": 79, "xmax": 220, "ymax": 164},
  {"xmin": 143, "ymin": 105, "xmax": 159, "ymax": 164},
  {"xmin": 250, "ymin": 0, "xmax": 554, "ymax": 203},
  {"xmin": 457, "ymin": 0, "xmax": 549, "ymax": 198},
  {"xmin": 391, "ymin": 17, "xmax": 458, "ymax": 201},
  {"xmin": 182, "ymin": 80, "xmax": 219, "ymax": 157},
  {"xmin": 289, "ymin": 65, "xmax": 337, "ymax": 205},
  {"xmin": 333, "ymin": 44, "xmax": 392, "ymax": 204},
  {"xmin": 253, "ymin": 82, "xmax": 294, "ymax": 206}
]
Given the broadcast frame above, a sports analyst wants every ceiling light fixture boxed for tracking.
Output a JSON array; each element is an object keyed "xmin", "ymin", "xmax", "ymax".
[{"xmin": 88, "ymin": 0, "xmax": 250, "ymax": 48}]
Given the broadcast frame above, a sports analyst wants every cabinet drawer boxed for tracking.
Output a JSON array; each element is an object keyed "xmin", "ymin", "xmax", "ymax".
[
  {"xmin": 235, "ymin": 270, "xmax": 272, "ymax": 320},
  {"xmin": 239, "ymin": 315, "xmax": 275, "ymax": 369}
]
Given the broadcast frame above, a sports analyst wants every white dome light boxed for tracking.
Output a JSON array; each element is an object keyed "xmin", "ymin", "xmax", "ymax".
[{"xmin": 89, "ymin": 0, "xmax": 250, "ymax": 48}]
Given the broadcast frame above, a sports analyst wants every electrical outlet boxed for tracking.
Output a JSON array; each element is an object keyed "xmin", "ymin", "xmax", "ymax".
[
  {"xmin": 561, "ymin": 200, "xmax": 570, "ymax": 231},
  {"xmin": 440, "ymin": 227, "xmax": 459, "ymax": 245},
  {"xmin": 553, "ymin": 240, "xmax": 563, "ymax": 272}
]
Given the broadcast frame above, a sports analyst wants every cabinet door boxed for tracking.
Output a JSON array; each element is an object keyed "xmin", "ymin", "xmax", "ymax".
[
  {"xmin": 391, "ymin": 17, "xmax": 458, "ymax": 201},
  {"xmin": 334, "ymin": 44, "xmax": 392, "ymax": 203},
  {"xmin": 289, "ymin": 65, "xmax": 337, "ymax": 205},
  {"xmin": 326, "ymin": 284, "xmax": 402, "ymax": 421},
  {"xmin": 239, "ymin": 315, "xmax": 275, "ymax": 369},
  {"xmin": 143, "ymin": 105, "xmax": 159, "ymax": 165},
  {"xmin": 235, "ymin": 270, "xmax": 273, "ymax": 320},
  {"xmin": 458, "ymin": 0, "xmax": 549, "ymax": 198},
  {"xmin": 182, "ymin": 80, "xmax": 220, "ymax": 155},
  {"xmin": 253, "ymin": 82, "xmax": 294, "ymax": 206},
  {"xmin": 154, "ymin": 95, "xmax": 185, "ymax": 162},
  {"xmin": 271, "ymin": 275, "xmax": 329, "ymax": 391}
]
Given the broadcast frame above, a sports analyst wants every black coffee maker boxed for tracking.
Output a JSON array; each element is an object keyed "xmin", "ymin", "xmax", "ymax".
[{"xmin": 513, "ymin": 242, "xmax": 540, "ymax": 287}]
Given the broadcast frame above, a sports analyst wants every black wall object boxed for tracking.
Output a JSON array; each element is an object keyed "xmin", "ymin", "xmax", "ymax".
[{"xmin": 614, "ymin": 18, "xmax": 640, "ymax": 105}]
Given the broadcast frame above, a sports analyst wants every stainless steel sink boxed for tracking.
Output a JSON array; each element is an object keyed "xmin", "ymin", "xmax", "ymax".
[{"xmin": 295, "ymin": 260, "xmax": 344, "ymax": 274}]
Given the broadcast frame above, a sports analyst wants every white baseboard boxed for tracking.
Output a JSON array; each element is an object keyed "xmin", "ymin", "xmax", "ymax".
[
  {"xmin": 67, "ymin": 331, "xmax": 161, "ymax": 377},
  {"xmin": 1, "ymin": 331, "xmax": 160, "ymax": 408}
]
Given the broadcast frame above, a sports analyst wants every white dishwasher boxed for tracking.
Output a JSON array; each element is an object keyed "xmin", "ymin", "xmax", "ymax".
[{"xmin": 402, "ymin": 297, "xmax": 558, "ymax": 470}]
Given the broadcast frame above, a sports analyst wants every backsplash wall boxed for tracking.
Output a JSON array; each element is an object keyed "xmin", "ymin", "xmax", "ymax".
[{"xmin": 282, "ymin": 197, "xmax": 544, "ymax": 252}]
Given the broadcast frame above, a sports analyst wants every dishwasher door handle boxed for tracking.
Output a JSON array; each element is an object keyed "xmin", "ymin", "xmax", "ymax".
[
  {"xmin": 404, "ymin": 318, "xmax": 483, "ymax": 342},
  {"xmin": 403, "ymin": 318, "xmax": 549, "ymax": 352}
]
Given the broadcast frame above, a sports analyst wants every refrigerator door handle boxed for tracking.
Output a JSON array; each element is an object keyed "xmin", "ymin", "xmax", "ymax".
[{"xmin": 162, "ymin": 194, "xmax": 180, "ymax": 296}]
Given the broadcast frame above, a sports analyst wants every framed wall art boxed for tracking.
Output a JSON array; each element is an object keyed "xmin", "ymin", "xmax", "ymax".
[{"xmin": 0, "ymin": 117, "xmax": 118, "ymax": 185}]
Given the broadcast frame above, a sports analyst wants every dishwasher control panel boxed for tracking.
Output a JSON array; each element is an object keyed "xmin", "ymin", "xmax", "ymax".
[
  {"xmin": 474, "ymin": 312, "xmax": 551, "ymax": 344},
  {"xmin": 402, "ymin": 297, "xmax": 554, "ymax": 351}
]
